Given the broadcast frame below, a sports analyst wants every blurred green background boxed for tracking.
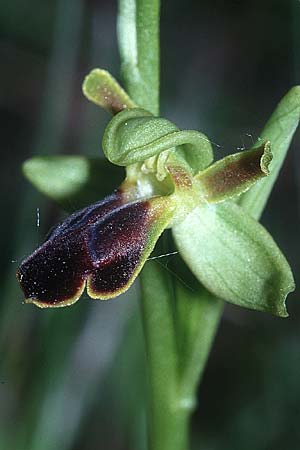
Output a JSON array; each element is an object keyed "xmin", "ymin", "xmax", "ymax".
[{"xmin": 1, "ymin": 0, "xmax": 299, "ymax": 449}]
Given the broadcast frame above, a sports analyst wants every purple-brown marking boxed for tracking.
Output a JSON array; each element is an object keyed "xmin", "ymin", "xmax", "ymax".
[
  {"xmin": 87, "ymin": 202, "xmax": 150, "ymax": 296},
  {"xmin": 204, "ymin": 151, "xmax": 263, "ymax": 194},
  {"xmin": 197, "ymin": 143, "xmax": 272, "ymax": 203},
  {"xmin": 16, "ymin": 190, "xmax": 166, "ymax": 307},
  {"xmin": 100, "ymin": 87, "xmax": 128, "ymax": 115},
  {"xmin": 167, "ymin": 165, "xmax": 193, "ymax": 189},
  {"xmin": 17, "ymin": 190, "xmax": 123, "ymax": 306}
]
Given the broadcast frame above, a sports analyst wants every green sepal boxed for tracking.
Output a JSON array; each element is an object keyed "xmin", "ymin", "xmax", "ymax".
[
  {"xmin": 82, "ymin": 68, "xmax": 136, "ymax": 114},
  {"xmin": 23, "ymin": 156, "xmax": 124, "ymax": 211},
  {"xmin": 173, "ymin": 201, "xmax": 295, "ymax": 317},
  {"xmin": 238, "ymin": 86, "xmax": 300, "ymax": 218},
  {"xmin": 102, "ymin": 107, "xmax": 213, "ymax": 172},
  {"xmin": 195, "ymin": 141, "xmax": 272, "ymax": 203}
]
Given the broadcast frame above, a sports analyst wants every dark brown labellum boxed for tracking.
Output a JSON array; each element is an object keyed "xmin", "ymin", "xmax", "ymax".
[{"xmin": 16, "ymin": 190, "xmax": 172, "ymax": 307}]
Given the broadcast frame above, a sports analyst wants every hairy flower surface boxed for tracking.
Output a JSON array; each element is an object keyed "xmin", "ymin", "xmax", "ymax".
[{"xmin": 17, "ymin": 70, "xmax": 295, "ymax": 316}]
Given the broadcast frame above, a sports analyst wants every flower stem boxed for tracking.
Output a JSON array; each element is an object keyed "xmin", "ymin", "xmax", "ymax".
[
  {"xmin": 117, "ymin": 2, "xmax": 223, "ymax": 450},
  {"xmin": 117, "ymin": 2, "xmax": 300, "ymax": 450},
  {"xmin": 140, "ymin": 240, "xmax": 224, "ymax": 450},
  {"xmin": 140, "ymin": 260, "xmax": 189, "ymax": 450},
  {"xmin": 117, "ymin": 0, "xmax": 160, "ymax": 115}
]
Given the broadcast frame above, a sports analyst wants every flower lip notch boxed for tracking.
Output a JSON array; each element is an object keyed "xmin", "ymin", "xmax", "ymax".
[{"xmin": 17, "ymin": 190, "xmax": 175, "ymax": 308}]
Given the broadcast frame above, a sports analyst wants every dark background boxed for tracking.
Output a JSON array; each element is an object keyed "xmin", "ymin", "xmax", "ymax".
[{"xmin": 1, "ymin": 1, "xmax": 299, "ymax": 449}]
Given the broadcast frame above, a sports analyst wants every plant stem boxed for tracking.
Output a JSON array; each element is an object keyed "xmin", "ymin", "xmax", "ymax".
[
  {"xmin": 117, "ymin": 0, "xmax": 160, "ymax": 115},
  {"xmin": 117, "ymin": 2, "xmax": 222, "ymax": 450},
  {"xmin": 118, "ymin": 2, "xmax": 300, "ymax": 449},
  {"xmin": 140, "ymin": 260, "xmax": 189, "ymax": 450},
  {"xmin": 117, "ymin": 2, "xmax": 186, "ymax": 447}
]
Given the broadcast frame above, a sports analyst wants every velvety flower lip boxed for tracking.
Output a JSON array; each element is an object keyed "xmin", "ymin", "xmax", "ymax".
[
  {"xmin": 46, "ymin": 190, "xmax": 124, "ymax": 239},
  {"xmin": 16, "ymin": 190, "xmax": 174, "ymax": 308}
]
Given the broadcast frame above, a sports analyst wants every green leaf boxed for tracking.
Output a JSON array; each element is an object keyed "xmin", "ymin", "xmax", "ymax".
[
  {"xmin": 103, "ymin": 107, "xmax": 213, "ymax": 172},
  {"xmin": 173, "ymin": 201, "xmax": 295, "ymax": 317},
  {"xmin": 195, "ymin": 141, "xmax": 272, "ymax": 203},
  {"xmin": 82, "ymin": 68, "xmax": 136, "ymax": 114},
  {"xmin": 238, "ymin": 86, "xmax": 300, "ymax": 218},
  {"xmin": 23, "ymin": 156, "xmax": 124, "ymax": 211}
]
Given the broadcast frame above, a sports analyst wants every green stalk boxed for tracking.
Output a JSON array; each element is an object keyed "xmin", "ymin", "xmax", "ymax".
[
  {"xmin": 118, "ymin": 0, "xmax": 160, "ymax": 115},
  {"xmin": 117, "ymin": 1, "xmax": 300, "ymax": 450},
  {"xmin": 117, "ymin": 2, "xmax": 222, "ymax": 449},
  {"xmin": 139, "ymin": 245, "xmax": 224, "ymax": 450},
  {"xmin": 118, "ymin": 2, "xmax": 187, "ymax": 448},
  {"xmin": 140, "ymin": 260, "xmax": 189, "ymax": 450}
]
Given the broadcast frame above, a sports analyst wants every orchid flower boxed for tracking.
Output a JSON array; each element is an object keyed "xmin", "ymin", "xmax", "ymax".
[{"xmin": 17, "ymin": 70, "xmax": 295, "ymax": 316}]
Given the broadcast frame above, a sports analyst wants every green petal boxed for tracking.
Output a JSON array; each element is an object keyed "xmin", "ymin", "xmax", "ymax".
[
  {"xmin": 82, "ymin": 68, "xmax": 136, "ymax": 114},
  {"xmin": 238, "ymin": 86, "xmax": 300, "ymax": 218},
  {"xmin": 195, "ymin": 141, "xmax": 272, "ymax": 203},
  {"xmin": 173, "ymin": 201, "xmax": 295, "ymax": 317},
  {"xmin": 23, "ymin": 156, "xmax": 124, "ymax": 211},
  {"xmin": 103, "ymin": 107, "xmax": 213, "ymax": 172}
]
